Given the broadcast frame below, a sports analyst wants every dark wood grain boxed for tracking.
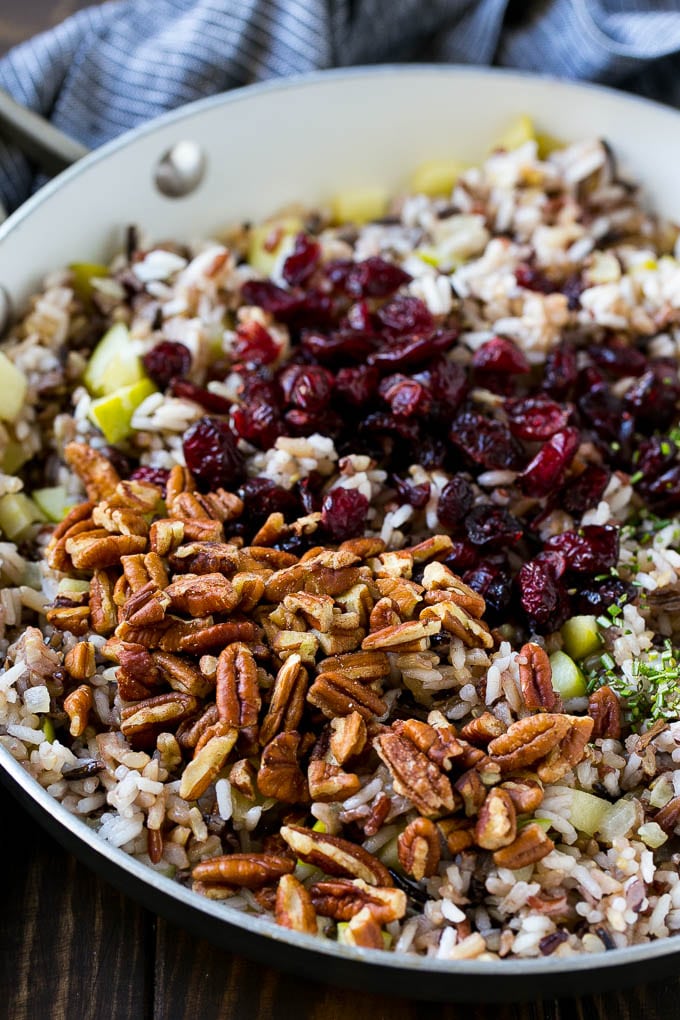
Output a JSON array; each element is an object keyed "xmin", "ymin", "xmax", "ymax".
[{"xmin": 0, "ymin": 4, "xmax": 679, "ymax": 1019}]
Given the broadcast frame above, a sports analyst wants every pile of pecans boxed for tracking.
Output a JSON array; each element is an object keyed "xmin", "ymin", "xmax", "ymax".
[{"xmin": 41, "ymin": 439, "xmax": 603, "ymax": 948}]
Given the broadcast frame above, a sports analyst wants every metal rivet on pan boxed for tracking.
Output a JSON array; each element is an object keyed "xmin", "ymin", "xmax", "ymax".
[
  {"xmin": 0, "ymin": 285, "xmax": 11, "ymax": 336},
  {"xmin": 154, "ymin": 140, "xmax": 206, "ymax": 198}
]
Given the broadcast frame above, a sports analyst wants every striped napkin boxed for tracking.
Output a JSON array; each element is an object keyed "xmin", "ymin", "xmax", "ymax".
[{"xmin": 2, "ymin": 0, "xmax": 680, "ymax": 214}]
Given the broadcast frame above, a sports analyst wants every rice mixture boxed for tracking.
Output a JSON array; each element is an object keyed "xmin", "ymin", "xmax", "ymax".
[{"xmin": 3, "ymin": 129, "xmax": 680, "ymax": 962}]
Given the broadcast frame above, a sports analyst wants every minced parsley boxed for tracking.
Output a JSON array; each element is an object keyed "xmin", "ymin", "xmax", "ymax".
[{"xmin": 586, "ymin": 639, "xmax": 680, "ymax": 728}]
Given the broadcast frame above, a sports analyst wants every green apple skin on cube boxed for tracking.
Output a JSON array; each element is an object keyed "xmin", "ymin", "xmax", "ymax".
[
  {"xmin": 0, "ymin": 352, "xmax": 28, "ymax": 424},
  {"xmin": 0, "ymin": 492, "xmax": 45, "ymax": 541},
  {"xmin": 83, "ymin": 322, "xmax": 148, "ymax": 397},
  {"xmin": 32, "ymin": 486, "xmax": 77, "ymax": 523},
  {"xmin": 549, "ymin": 649, "xmax": 587, "ymax": 699},
  {"xmin": 88, "ymin": 378, "xmax": 157, "ymax": 445},
  {"xmin": 561, "ymin": 615, "xmax": 602, "ymax": 660}
]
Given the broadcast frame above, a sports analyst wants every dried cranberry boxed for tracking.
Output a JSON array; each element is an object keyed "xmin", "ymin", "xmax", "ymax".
[
  {"xmin": 284, "ymin": 407, "xmax": 343, "ymax": 438},
  {"xmin": 375, "ymin": 295, "xmax": 434, "ymax": 339},
  {"xmin": 302, "ymin": 329, "xmax": 378, "ymax": 364},
  {"xmin": 334, "ymin": 365, "xmax": 380, "ymax": 406},
  {"xmin": 518, "ymin": 556, "xmax": 570, "ymax": 632},
  {"xmin": 504, "ymin": 396, "xmax": 569, "ymax": 441},
  {"xmin": 279, "ymin": 364, "xmax": 334, "ymax": 413},
  {"xmin": 379, "ymin": 375, "xmax": 430, "ymax": 418},
  {"xmin": 450, "ymin": 412, "xmax": 523, "ymax": 471},
  {"xmin": 171, "ymin": 379, "xmax": 233, "ymax": 415},
  {"xmin": 343, "ymin": 300, "xmax": 376, "ymax": 333},
  {"xmin": 417, "ymin": 357, "xmax": 467, "ymax": 421},
  {"xmin": 233, "ymin": 321, "xmax": 279, "ymax": 366},
  {"xmin": 369, "ymin": 328, "xmax": 458, "ymax": 371},
  {"xmin": 464, "ymin": 562, "xmax": 513, "ymax": 619},
  {"xmin": 473, "ymin": 336, "xmax": 530, "ymax": 375},
  {"xmin": 641, "ymin": 465, "xmax": 680, "ymax": 513},
  {"xmin": 282, "ymin": 233, "xmax": 321, "ymax": 286},
  {"xmin": 561, "ymin": 272, "xmax": 583, "ymax": 311},
  {"xmin": 329, "ymin": 256, "xmax": 411, "ymax": 298},
  {"xmin": 515, "ymin": 263, "xmax": 554, "ymax": 294},
  {"xmin": 392, "ymin": 476, "xmax": 431, "ymax": 509},
  {"xmin": 518, "ymin": 427, "xmax": 580, "ymax": 498},
  {"xmin": 321, "ymin": 487, "xmax": 369, "ymax": 542},
  {"xmin": 575, "ymin": 577, "xmax": 636, "ymax": 615},
  {"xmin": 578, "ymin": 384, "xmax": 635, "ymax": 457},
  {"xmin": 589, "ymin": 339, "xmax": 647, "ymax": 379},
  {"xmin": 444, "ymin": 540, "xmax": 479, "ymax": 574},
  {"xmin": 624, "ymin": 363, "xmax": 680, "ymax": 432},
  {"xmin": 238, "ymin": 477, "xmax": 300, "ymax": 522},
  {"xmin": 545, "ymin": 524, "xmax": 619, "ymax": 575},
  {"xmin": 297, "ymin": 472, "xmax": 325, "ymax": 514},
  {"xmin": 101, "ymin": 446, "xmax": 134, "ymax": 479},
  {"xmin": 560, "ymin": 463, "xmax": 611, "ymax": 515},
  {"xmin": 543, "ymin": 342, "xmax": 577, "ymax": 399},
  {"xmin": 242, "ymin": 281, "xmax": 334, "ymax": 328},
  {"xmin": 361, "ymin": 412, "xmax": 421, "ymax": 444},
  {"xmin": 464, "ymin": 505, "xmax": 523, "ymax": 548},
  {"xmin": 436, "ymin": 475, "xmax": 474, "ymax": 529},
  {"xmin": 129, "ymin": 465, "xmax": 170, "ymax": 489},
  {"xmin": 182, "ymin": 416, "xmax": 245, "ymax": 490},
  {"xmin": 635, "ymin": 436, "xmax": 678, "ymax": 480},
  {"xmin": 418, "ymin": 436, "xmax": 449, "ymax": 470},
  {"xmin": 142, "ymin": 340, "xmax": 192, "ymax": 389}
]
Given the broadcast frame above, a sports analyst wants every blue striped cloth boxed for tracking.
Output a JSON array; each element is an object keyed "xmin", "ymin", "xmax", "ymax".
[{"xmin": 3, "ymin": 0, "xmax": 680, "ymax": 214}]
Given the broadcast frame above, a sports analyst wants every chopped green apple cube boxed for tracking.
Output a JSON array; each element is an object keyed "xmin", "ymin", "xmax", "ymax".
[
  {"xmin": 496, "ymin": 114, "xmax": 535, "ymax": 151},
  {"xmin": 247, "ymin": 215, "xmax": 303, "ymax": 275},
  {"xmin": 1, "ymin": 438, "xmax": 30, "ymax": 474},
  {"xmin": 70, "ymin": 261, "xmax": 110, "ymax": 299},
  {"xmin": 549, "ymin": 650, "xmax": 587, "ymax": 699},
  {"xmin": 0, "ymin": 492, "xmax": 45, "ymax": 541},
  {"xmin": 557, "ymin": 788, "xmax": 611, "ymax": 836},
  {"xmin": 561, "ymin": 615, "xmax": 602, "ymax": 660},
  {"xmin": 0, "ymin": 352, "xmax": 28, "ymax": 423},
  {"xmin": 57, "ymin": 578, "xmax": 91, "ymax": 595},
  {"xmin": 330, "ymin": 186, "xmax": 388, "ymax": 225},
  {"xmin": 88, "ymin": 378, "xmax": 157, "ymax": 444},
  {"xmin": 410, "ymin": 158, "xmax": 467, "ymax": 197},
  {"xmin": 41, "ymin": 717, "xmax": 56, "ymax": 743},
  {"xmin": 32, "ymin": 486, "xmax": 76, "ymax": 523},
  {"xmin": 83, "ymin": 322, "xmax": 147, "ymax": 397}
]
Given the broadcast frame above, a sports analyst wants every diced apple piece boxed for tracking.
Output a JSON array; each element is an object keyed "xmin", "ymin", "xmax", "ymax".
[
  {"xmin": 597, "ymin": 798, "xmax": 640, "ymax": 844},
  {"xmin": 0, "ymin": 492, "xmax": 45, "ymax": 541},
  {"xmin": 549, "ymin": 650, "xmax": 587, "ymax": 699},
  {"xmin": 535, "ymin": 131, "xmax": 565, "ymax": 159},
  {"xmin": 376, "ymin": 833, "xmax": 402, "ymax": 872},
  {"xmin": 1, "ymin": 439, "xmax": 30, "ymax": 474},
  {"xmin": 88, "ymin": 378, "xmax": 157, "ymax": 444},
  {"xmin": 496, "ymin": 114, "xmax": 535, "ymax": 151},
  {"xmin": 0, "ymin": 352, "xmax": 28, "ymax": 423},
  {"xmin": 58, "ymin": 578, "xmax": 91, "ymax": 595},
  {"xmin": 41, "ymin": 717, "xmax": 55, "ymax": 743},
  {"xmin": 330, "ymin": 186, "xmax": 388, "ymax": 225},
  {"xmin": 32, "ymin": 486, "xmax": 76, "ymax": 523},
  {"xmin": 410, "ymin": 158, "xmax": 467, "ymax": 197},
  {"xmin": 69, "ymin": 261, "xmax": 110, "ymax": 299},
  {"xmin": 561, "ymin": 615, "xmax": 602, "ymax": 660},
  {"xmin": 247, "ymin": 215, "xmax": 303, "ymax": 275},
  {"xmin": 562, "ymin": 788, "xmax": 612, "ymax": 836},
  {"xmin": 83, "ymin": 322, "xmax": 147, "ymax": 397}
]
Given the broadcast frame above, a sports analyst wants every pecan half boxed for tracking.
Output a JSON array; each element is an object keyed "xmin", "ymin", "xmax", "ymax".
[
  {"xmin": 454, "ymin": 768, "xmax": 487, "ymax": 817},
  {"xmin": 89, "ymin": 569, "xmax": 118, "ymax": 635},
  {"xmin": 535, "ymin": 716, "xmax": 594, "ymax": 783},
  {"xmin": 120, "ymin": 691, "xmax": 200, "ymax": 745},
  {"xmin": 120, "ymin": 581, "xmax": 171, "ymax": 627},
  {"xmin": 191, "ymin": 852, "xmax": 294, "ymax": 888},
  {"xmin": 487, "ymin": 713, "xmax": 572, "ymax": 772},
  {"xmin": 500, "ymin": 778, "xmax": 544, "ymax": 814},
  {"xmin": 307, "ymin": 672, "xmax": 386, "ymax": 721},
  {"xmin": 438, "ymin": 818, "xmax": 475, "ymax": 855},
  {"xmin": 519, "ymin": 643, "xmax": 558, "ymax": 712},
  {"xmin": 419, "ymin": 601, "xmax": 493, "ymax": 649},
  {"xmin": 460, "ymin": 712, "xmax": 506, "ymax": 746},
  {"xmin": 655, "ymin": 796, "xmax": 680, "ymax": 834},
  {"xmin": 179, "ymin": 729, "xmax": 238, "ymax": 800},
  {"xmin": 492, "ymin": 823, "xmax": 554, "ymax": 869},
  {"xmin": 317, "ymin": 650, "xmax": 391, "ymax": 681},
  {"xmin": 369, "ymin": 597, "xmax": 401, "ymax": 632},
  {"xmin": 421, "ymin": 561, "xmax": 486, "ymax": 617},
  {"xmin": 66, "ymin": 530, "xmax": 147, "ymax": 570},
  {"xmin": 398, "ymin": 817, "xmax": 441, "ymax": 880},
  {"xmin": 111, "ymin": 640, "xmax": 161, "ymax": 701},
  {"xmin": 307, "ymin": 759, "xmax": 361, "ymax": 802},
  {"xmin": 362, "ymin": 618, "xmax": 441, "ymax": 651},
  {"xmin": 257, "ymin": 731, "xmax": 308, "ymax": 804},
  {"xmin": 588, "ymin": 686, "xmax": 622, "ymax": 740},
  {"xmin": 64, "ymin": 442, "xmax": 120, "ymax": 502},
  {"xmin": 342, "ymin": 907, "xmax": 384, "ymax": 949},
  {"xmin": 165, "ymin": 573, "xmax": 239, "ymax": 616},
  {"xmin": 149, "ymin": 519, "xmax": 185, "ymax": 556},
  {"xmin": 374, "ymin": 727, "xmax": 454, "ymax": 817},
  {"xmin": 63, "ymin": 684, "xmax": 93, "ymax": 737},
  {"xmin": 45, "ymin": 604, "xmax": 90, "ymax": 635},
  {"xmin": 280, "ymin": 825, "xmax": 392, "ymax": 886},
  {"xmin": 474, "ymin": 789, "xmax": 517, "ymax": 850},
  {"xmin": 275, "ymin": 874, "xmax": 317, "ymax": 934},
  {"xmin": 259, "ymin": 654, "xmax": 308, "ymax": 746},
  {"xmin": 394, "ymin": 716, "xmax": 463, "ymax": 771},
  {"xmin": 215, "ymin": 642, "xmax": 261, "ymax": 740},
  {"xmin": 152, "ymin": 651, "xmax": 213, "ymax": 698},
  {"xmin": 310, "ymin": 878, "xmax": 406, "ymax": 923},
  {"xmin": 330, "ymin": 712, "xmax": 367, "ymax": 765},
  {"xmin": 64, "ymin": 641, "xmax": 96, "ymax": 681}
]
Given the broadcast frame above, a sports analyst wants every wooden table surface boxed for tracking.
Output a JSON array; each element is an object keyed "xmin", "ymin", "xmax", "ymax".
[{"xmin": 0, "ymin": 5, "xmax": 678, "ymax": 1019}]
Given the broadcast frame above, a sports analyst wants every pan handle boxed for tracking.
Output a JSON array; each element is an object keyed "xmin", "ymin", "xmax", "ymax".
[{"xmin": 0, "ymin": 87, "xmax": 89, "ymax": 176}]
